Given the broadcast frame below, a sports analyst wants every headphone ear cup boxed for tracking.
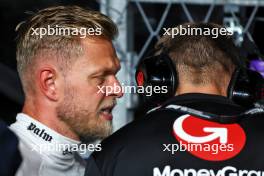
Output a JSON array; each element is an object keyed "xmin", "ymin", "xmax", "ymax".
[
  {"xmin": 228, "ymin": 68, "xmax": 264, "ymax": 107},
  {"xmin": 135, "ymin": 55, "xmax": 178, "ymax": 104},
  {"xmin": 227, "ymin": 68, "xmax": 240, "ymax": 98}
]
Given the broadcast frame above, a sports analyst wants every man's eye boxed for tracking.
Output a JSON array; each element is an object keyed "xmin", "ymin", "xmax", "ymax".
[{"xmin": 97, "ymin": 76, "xmax": 106, "ymax": 84}]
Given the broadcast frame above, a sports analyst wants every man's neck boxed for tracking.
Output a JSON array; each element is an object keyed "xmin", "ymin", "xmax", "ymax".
[{"xmin": 176, "ymin": 84, "xmax": 226, "ymax": 96}]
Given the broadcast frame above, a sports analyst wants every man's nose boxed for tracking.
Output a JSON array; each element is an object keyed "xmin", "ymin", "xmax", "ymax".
[
  {"xmin": 107, "ymin": 77, "xmax": 124, "ymax": 98},
  {"xmin": 115, "ymin": 81, "xmax": 124, "ymax": 98}
]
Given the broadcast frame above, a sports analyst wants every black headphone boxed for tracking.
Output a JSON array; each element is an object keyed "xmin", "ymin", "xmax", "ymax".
[{"xmin": 136, "ymin": 52, "xmax": 264, "ymax": 108}]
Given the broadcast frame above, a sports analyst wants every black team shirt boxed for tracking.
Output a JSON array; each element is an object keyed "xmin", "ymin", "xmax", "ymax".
[{"xmin": 85, "ymin": 93, "xmax": 264, "ymax": 176}]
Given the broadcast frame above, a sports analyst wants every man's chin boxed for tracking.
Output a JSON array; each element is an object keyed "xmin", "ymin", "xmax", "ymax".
[
  {"xmin": 80, "ymin": 133, "xmax": 111, "ymax": 143},
  {"xmin": 80, "ymin": 122, "xmax": 113, "ymax": 143}
]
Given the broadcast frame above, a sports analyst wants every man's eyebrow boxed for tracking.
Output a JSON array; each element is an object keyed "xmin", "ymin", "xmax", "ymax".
[{"xmin": 91, "ymin": 66, "xmax": 120, "ymax": 77}]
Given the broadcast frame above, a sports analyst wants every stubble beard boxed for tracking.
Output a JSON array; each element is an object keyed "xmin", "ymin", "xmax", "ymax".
[{"xmin": 56, "ymin": 87, "xmax": 113, "ymax": 143}]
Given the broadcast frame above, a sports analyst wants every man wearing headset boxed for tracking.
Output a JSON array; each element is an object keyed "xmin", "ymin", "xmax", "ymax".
[{"xmin": 85, "ymin": 23, "xmax": 264, "ymax": 176}]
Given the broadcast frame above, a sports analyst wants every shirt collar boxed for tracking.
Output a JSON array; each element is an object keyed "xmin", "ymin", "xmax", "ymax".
[
  {"xmin": 15, "ymin": 113, "xmax": 81, "ymax": 158},
  {"xmin": 162, "ymin": 93, "xmax": 240, "ymax": 107}
]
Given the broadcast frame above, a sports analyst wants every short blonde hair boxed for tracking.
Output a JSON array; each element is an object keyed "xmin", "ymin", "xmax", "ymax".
[{"xmin": 16, "ymin": 5, "xmax": 118, "ymax": 94}]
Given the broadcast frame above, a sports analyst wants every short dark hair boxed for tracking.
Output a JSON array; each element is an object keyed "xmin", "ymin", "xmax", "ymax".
[{"xmin": 156, "ymin": 22, "xmax": 239, "ymax": 85}]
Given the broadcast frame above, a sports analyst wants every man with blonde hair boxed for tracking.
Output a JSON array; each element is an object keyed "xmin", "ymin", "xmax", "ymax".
[{"xmin": 10, "ymin": 5, "xmax": 123, "ymax": 176}]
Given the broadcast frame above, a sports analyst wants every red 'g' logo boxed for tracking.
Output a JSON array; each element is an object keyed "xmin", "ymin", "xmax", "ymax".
[{"xmin": 173, "ymin": 114, "xmax": 246, "ymax": 161}]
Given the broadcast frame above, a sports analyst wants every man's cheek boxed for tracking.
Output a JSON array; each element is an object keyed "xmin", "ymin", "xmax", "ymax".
[{"xmin": 95, "ymin": 85, "xmax": 106, "ymax": 96}]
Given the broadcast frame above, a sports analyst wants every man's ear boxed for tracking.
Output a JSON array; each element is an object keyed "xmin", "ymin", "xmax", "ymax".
[{"xmin": 38, "ymin": 67, "xmax": 59, "ymax": 101}]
